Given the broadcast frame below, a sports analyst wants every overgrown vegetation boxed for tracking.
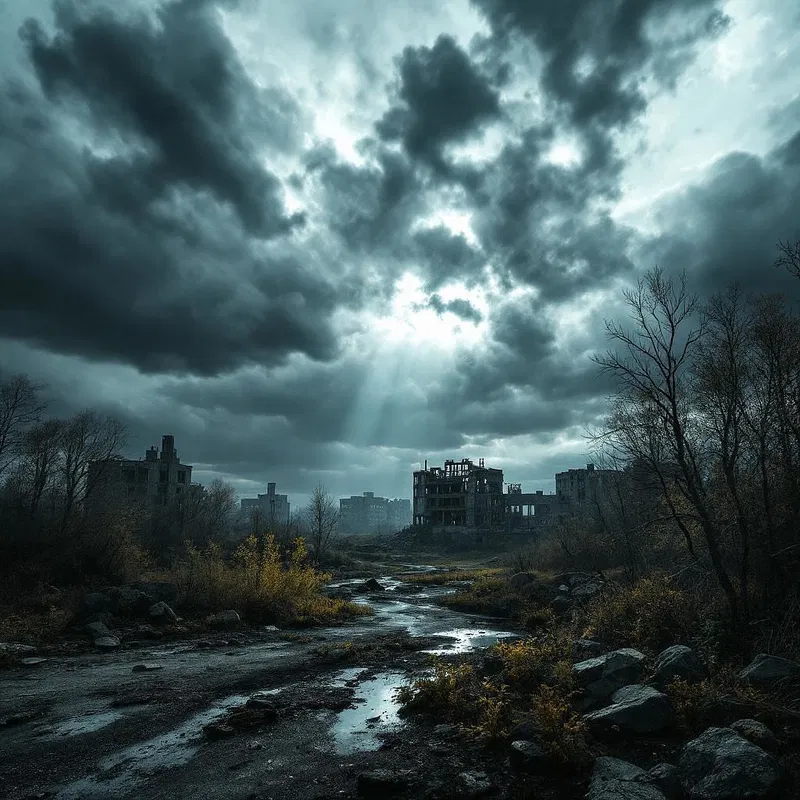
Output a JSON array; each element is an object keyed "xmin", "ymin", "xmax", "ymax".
[
  {"xmin": 173, "ymin": 534, "xmax": 371, "ymax": 626},
  {"xmin": 398, "ymin": 567, "xmax": 505, "ymax": 585}
]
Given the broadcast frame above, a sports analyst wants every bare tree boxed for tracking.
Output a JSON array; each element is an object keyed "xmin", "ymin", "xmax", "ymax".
[
  {"xmin": 0, "ymin": 374, "xmax": 46, "ymax": 477},
  {"xmin": 58, "ymin": 410, "xmax": 128, "ymax": 533},
  {"xmin": 592, "ymin": 267, "xmax": 742, "ymax": 621},
  {"xmin": 201, "ymin": 478, "xmax": 237, "ymax": 543},
  {"xmin": 775, "ymin": 235, "xmax": 800, "ymax": 279},
  {"xmin": 303, "ymin": 484, "xmax": 339, "ymax": 563}
]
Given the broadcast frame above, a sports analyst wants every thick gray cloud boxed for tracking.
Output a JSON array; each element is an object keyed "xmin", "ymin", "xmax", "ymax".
[
  {"xmin": 376, "ymin": 34, "xmax": 502, "ymax": 175},
  {"xmin": 1, "ymin": 0, "xmax": 798, "ymax": 504},
  {"xmin": 0, "ymin": 0, "xmax": 344, "ymax": 375},
  {"xmin": 648, "ymin": 128, "xmax": 800, "ymax": 298}
]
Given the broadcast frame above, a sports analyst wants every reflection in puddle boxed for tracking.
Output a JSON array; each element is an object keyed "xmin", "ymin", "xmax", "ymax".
[
  {"xmin": 49, "ymin": 710, "xmax": 123, "ymax": 738},
  {"xmin": 423, "ymin": 628, "xmax": 517, "ymax": 655},
  {"xmin": 330, "ymin": 672, "xmax": 405, "ymax": 754},
  {"xmin": 54, "ymin": 693, "xmax": 250, "ymax": 799},
  {"xmin": 331, "ymin": 667, "xmax": 368, "ymax": 687}
]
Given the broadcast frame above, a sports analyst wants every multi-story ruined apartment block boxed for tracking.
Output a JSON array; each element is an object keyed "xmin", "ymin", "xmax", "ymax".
[
  {"xmin": 240, "ymin": 482, "xmax": 291, "ymax": 527},
  {"xmin": 413, "ymin": 458, "xmax": 504, "ymax": 528},
  {"xmin": 88, "ymin": 434, "xmax": 193, "ymax": 507},
  {"xmin": 555, "ymin": 463, "xmax": 620, "ymax": 505},
  {"xmin": 504, "ymin": 485, "xmax": 572, "ymax": 530},
  {"xmin": 339, "ymin": 492, "xmax": 411, "ymax": 534}
]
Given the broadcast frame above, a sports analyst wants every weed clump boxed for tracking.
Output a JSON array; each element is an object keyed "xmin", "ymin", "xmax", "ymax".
[
  {"xmin": 174, "ymin": 534, "xmax": 372, "ymax": 626},
  {"xmin": 581, "ymin": 573, "xmax": 696, "ymax": 651}
]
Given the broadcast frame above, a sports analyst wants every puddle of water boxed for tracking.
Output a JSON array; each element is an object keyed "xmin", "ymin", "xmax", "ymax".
[
  {"xmin": 331, "ymin": 667, "xmax": 368, "ymax": 687},
  {"xmin": 54, "ymin": 692, "xmax": 251, "ymax": 799},
  {"xmin": 423, "ymin": 628, "xmax": 518, "ymax": 655},
  {"xmin": 49, "ymin": 710, "xmax": 124, "ymax": 738},
  {"xmin": 330, "ymin": 672, "xmax": 405, "ymax": 754}
]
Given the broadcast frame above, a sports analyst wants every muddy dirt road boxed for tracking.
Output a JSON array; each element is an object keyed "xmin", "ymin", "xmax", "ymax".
[{"xmin": 1, "ymin": 570, "xmax": 519, "ymax": 799}]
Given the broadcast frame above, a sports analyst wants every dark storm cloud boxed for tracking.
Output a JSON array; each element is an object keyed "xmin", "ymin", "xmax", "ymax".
[
  {"xmin": 649, "ymin": 121, "xmax": 800, "ymax": 298},
  {"xmin": 376, "ymin": 34, "xmax": 502, "ymax": 175},
  {"xmin": 472, "ymin": 0, "xmax": 729, "ymax": 133},
  {"xmin": 20, "ymin": 0, "xmax": 302, "ymax": 236},
  {"xmin": 0, "ymin": 0, "xmax": 343, "ymax": 375},
  {"xmin": 469, "ymin": 127, "xmax": 637, "ymax": 300},
  {"xmin": 419, "ymin": 295, "xmax": 483, "ymax": 324}
]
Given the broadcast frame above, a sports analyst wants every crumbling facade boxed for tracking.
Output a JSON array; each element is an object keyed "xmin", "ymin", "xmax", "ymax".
[
  {"xmin": 240, "ymin": 482, "xmax": 290, "ymax": 526},
  {"xmin": 413, "ymin": 458, "xmax": 504, "ymax": 528},
  {"xmin": 88, "ymin": 434, "xmax": 193, "ymax": 507},
  {"xmin": 339, "ymin": 492, "xmax": 411, "ymax": 534}
]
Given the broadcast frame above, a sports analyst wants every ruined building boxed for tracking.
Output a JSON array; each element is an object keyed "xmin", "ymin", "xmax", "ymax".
[
  {"xmin": 339, "ymin": 492, "xmax": 412, "ymax": 534},
  {"xmin": 413, "ymin": 458, "xmax": 504, "ymax": 528},
  {"xmin": 240, "ymin": 482, "xmax": 291, "ymax": 526},
  {"xmin": 88, "ymin": 434, "xmax": 193, "ymax": 507},
  {"xmin": 555, "ymin": 463, "xmax": 620, "ymax": 505}
]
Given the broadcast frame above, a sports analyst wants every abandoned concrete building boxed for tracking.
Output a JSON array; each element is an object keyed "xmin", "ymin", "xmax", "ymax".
[
  {"xmin": 240, "ymin": 482, "xmax": 290, "ymax": 526},
  {"xmin": 504, "ymin": 485, "xmax": 572, "ymax": 530},
  {"xmin": 339, "ymin": 492, "xmax": 412, "ymax": 534},
  {"xmin": 555, "ymin": 463, "xmax": 620, "ymax": 505},
  {"xmin": 413, "ymin": 458, "xmax": 505, "ymax": 528},
  {"xmin": 88, "ymin": 434, "xmax": 193, "ymax": 507}
]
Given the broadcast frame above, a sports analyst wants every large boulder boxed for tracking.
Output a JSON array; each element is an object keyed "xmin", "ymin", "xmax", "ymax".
[
  {"xmin": 571, "ymin": 580, "xmax": 604, "ymax": 601},
  {"xmin": 583, "ymin": 685, "xmax": 673, "ymax": 735},
  {"xmin": 354, "ymin": 578, "xmax": 385, "ymax": 593},
  {"xmin": 588, "ymin": 757, "xmax": 667, "ymax": 800},
  {"xmin": 729, "ymin": 719, "xmax": 780, "ymax": 753},
  {"xmin": 85, "ymin": 620, "xmax": 111, "ymax": 640},
  {"xmin": 206, "ymin": 610, "xmax": 241, "ymax": 630},
  {"xmin": 94, "ymin": 636, "xmax": 121, "ymax": 650},
  {"xmin": 509, "ymin": 740, "xmax": 549, "ymax": 773},
  {"xmin": 573, "ymin": 648, "xmax": 647, "ymax": 699},
  {"xmin": 738, "ymin": 653, "xmax": 800, "ymax": 689},
  {"xmin": 646, "ymin": 763, "xmax": 683, "ymax": 800},
  {"xmin": 652, "ymin": 645, "xmax": 709, "ymax": 688},
  {"xmin": 149, "ymin": 601, "xmax": 178, "ymax": 624},
  {"xmin": 678, "ymin": 727, "xmax": 782, "ymax": 799}
]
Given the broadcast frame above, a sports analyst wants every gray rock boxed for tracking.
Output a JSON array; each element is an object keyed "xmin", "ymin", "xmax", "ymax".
[
  {"xmin": 458, "ymin": 771, "xmax": 492, "ymax": 797},
  {"xmin": 678, "ymin": 727, "xmax": 782, "ymax": 799},
  {"xmin": 738, "ymin": 653, "xmax": 800, "ymax": 688},
  {"xmin": 509, "ymin": 739, "xmax": 549, "ymax": 773},
  {"xmin": 21, "ymin": 657, "xmax": 48, "ymax": 666},
  {"xmin": 646, "ymin": 763, "xmax": 683, "ymax": 800},
  {"xmin": 574, "ymin": 639, "xmax": 604, "ymax": 658},
  {"xmin": 106, "ymin": 586, "xmax": 152, "ymax": 616},
  {"xmin": 135, "ymin": 624, "xmax": 163, "ymax": 640},
  {"xmin": 132, "ymin": 663, "xmax": 163, "ymax": 672},
  {"xmin": 203, "ymin": 722, "xmax": 235, "ymax": 740},
  {"xmin": 573, "ymin": 648, "xmax": 647, "ymax": 699},
  {"xmin": 652, "ymin": 645, "xmax": 708, "ymax": 688},
  {"xmin": 357, "ymin": 769, "xmax": 414, "ymax": 796},
  {"xmin": 583, "ymin": 684, "xmax": 673, "ymax": 735},
  {"xmin": 206, "ymin": 610, "xmax": 241, "ymax": 630},
  {"xmin": 149, "ymin": 601, "xmax": 178, "ymax": 624},
  {"xmin": 729, "ymin": 719, "xmax": 780, "ymax": 753},
  {"xmin": 588, "ymin": 757, "xmax": 667, "ymax": 800},
  {"xmin": 572, "ymin": 581, "xmax": 603, "ymax": 600},
  {"xmin": 354, "ymin": 578, "xmax": 385, "ymax": 593},
  {"xmin": 85, "ymin": 621, "xmax": 110, "ymax": 639},
  {"xmin": 434, "ymin": 723, "xmax": 460, "ymax": 739},
  {"xmin": 94, "ymin": 636, "xmax": 121, "ymax": 649}
]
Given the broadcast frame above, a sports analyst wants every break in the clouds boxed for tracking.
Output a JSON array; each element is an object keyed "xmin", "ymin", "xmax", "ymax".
[{"xmin": 1, "ymin": 0, "xmax": 799, "ymax": 507}]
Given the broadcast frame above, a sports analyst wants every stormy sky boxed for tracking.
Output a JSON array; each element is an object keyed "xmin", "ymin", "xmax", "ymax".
[{"xmin": 1, "ymin": 0, "xmax": 799, "ymax": 510}]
